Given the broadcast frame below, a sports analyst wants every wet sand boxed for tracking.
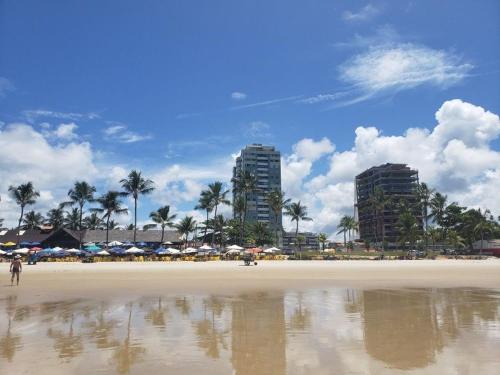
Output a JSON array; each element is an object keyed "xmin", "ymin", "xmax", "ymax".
[
  {"xmin": 1, "ymin": 260, "xmax": 499, "ymax": 374},
  {"xmin": 1, "ymin": 259, "xmax": 500, "ymax": 301}
]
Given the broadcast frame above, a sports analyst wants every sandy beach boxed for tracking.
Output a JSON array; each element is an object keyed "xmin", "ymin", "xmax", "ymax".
[{"xmin": 2, "ymin": 259, "xmax": 500, "ymax": 301}]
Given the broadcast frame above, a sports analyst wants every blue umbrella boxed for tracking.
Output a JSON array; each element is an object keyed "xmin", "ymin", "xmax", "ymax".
[
  {"xmin": 30, "ymin": 242, "xmax": 41, "ymax": 246},
  {"xmin": 84, "ymin": 245, "xmax": 102, "ymax": 252},
  {"xmin": 137, "ymin": 242, "xmax": 148, "ymax": 247},
  {"xmin": 122, "ymin": 241, "xmax": 134, "ymax": 247},
  {"xmin": 155, "ymin": 248, "xmax": 169, "ymax": 255},
  {"xmin": 20, "ymin": 241, "xmax": 32, "ymax": 247},
  {"xmin": 109, "ymin": 247, "xmax": 125, "ymax": 255}
]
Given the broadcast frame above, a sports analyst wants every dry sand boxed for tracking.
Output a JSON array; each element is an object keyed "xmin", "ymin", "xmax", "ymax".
[{"xmin": 2, "ymin": 259, "xmax": 499, "ymax": 302}]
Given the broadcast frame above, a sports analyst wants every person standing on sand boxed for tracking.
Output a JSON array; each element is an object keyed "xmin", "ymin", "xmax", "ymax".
[{"xmin": 10, "ymin": 255, "xmax": 22, "ymax": 286}]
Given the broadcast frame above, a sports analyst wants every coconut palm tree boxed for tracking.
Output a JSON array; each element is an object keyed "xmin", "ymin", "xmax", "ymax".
[
  {"xmin": 250, "ymin": 222, "xmax": 272, "ymax": 247},
  {"xmin": 231, "ymin": 171, "xmax": 259, "ymax": 242},
  {"xmin": 207, "ymin": 182, "xmax": 230, "ymax": 247},
  {"xmin": 447, "ymin": 229, "xmax": 465, "ymax": 252},
  {"xmin": 174, "ymin": 216, "xmax": 197, "ymax": 249},
  {"xmin": 120, "ymin": 170, "xmax": 155, "ymax": 244},
  {"xmin": 46, "ymin": 207, "xmax": 65, "ymax": 230},
  {"xmin": 345, "ymin": 216, "xmax": 358, "ymax": 242},
  {"xmin": 22, "ymin": 210, "xmax": 44, "ymax": 229},
  {"xmin": 64, "ymin": 208, "xmax": 80, "ymax": 230},
  {"xmin": 285, "ymin": 201, "xmax": 312, "ymax": 254},
  {"xmin": 417, "ymin": 183, "xmax": 434, "ymax": 248},
  {"xmin": 337, "ymin": 216, "xmax": 349, "ymax": 249},
  {"xmin": 474, "ymin": 209, "xmax": 494, "ymax": 256},
  {"xmin": 149, "ymin": 205, "xmax": 177, "ymax": 244},
  {"xmin": 8, "ymin": 182, "xmax": 40, "ymax": 247},
  {"xmin": 266, "ymin": 190, "xmax": 291, "ymax": 247},
  {"xmin": 83, "ymin": 213, "xmax": 102, "ymax": 230},
  {"xmin": 61, "ymin": 181, "xmax": 96, "ymax": 249},
  {"xmin": 429, "ymin": 192, "xmax": 447, "ymax": 228},
  {"xmin": 195, "ymin": 190, "xmax": 213, "ymax": 244},
  {"xmin": 318, "ymin": 233, "xmax": 328, "ymax": 251},
  {"xmin": 232, "ymin": 195, "xmax": 245, "ymax": 245},
  {"xmin": 208, "ymin": 214, "xmax": 228, "ymax": 249},
  {"xmin": 91, "ymin": 191, "xmax": 128, "ymax": 245},
  {"xmin": 396, "ymin": 211, "xmax": 419, "ymax": 250},
  {"xmin": 368, "ymin": 187, "xmax": 391, "ymax": 250}
]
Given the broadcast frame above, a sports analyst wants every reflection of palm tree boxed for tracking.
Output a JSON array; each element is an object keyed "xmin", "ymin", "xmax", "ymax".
[
  {"xmin": 0, "ymin": 318, "xmax": 22, "ymax": 362},
  {"xmin": 175, "ymin": 297, "xmax": 192, "ymax": 316},
  {"xmin": 112, "ymin": 303, "xmax": 145, "ymax": 374},
  {"xmin": 195, "ymin": 296, "xmax": 228, "ymax": 359},
  {"xmin": 83, "ymin": 302, "xmax": 119, "ymax": 349},
  {"xmin": 343, "ymin": 289, "xmax": 363, "ymax": 314},
  {"xmin": 288, "ymin": 293, "xmax": 311, "ymax": 331},
  {"xmin": 145, "ymin": 297, "xmax": 168, "ymax": 330},
  {"xmin": 47, "ymin": 313, "xmax": 83, "ymax": 360}
]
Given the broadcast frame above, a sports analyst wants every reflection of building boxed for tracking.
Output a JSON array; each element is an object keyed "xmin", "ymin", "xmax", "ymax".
[
  {"xmin": 355, "ymin": 163, "xmax": 422, "ymax": 246},
  {"xmin": 231, "ymin": 293, "xmax": 286, "ymax": 375},
  {"xmin": 232, "ymin": 144, "xmax": 282, "ymax": 233},
  {"xmin": 282, "ymin": 231, "xmax": 319, "ymax": 251},
  {"xmin": 361, "ymin": 289, "xmax": 443, "ymax": 370}
]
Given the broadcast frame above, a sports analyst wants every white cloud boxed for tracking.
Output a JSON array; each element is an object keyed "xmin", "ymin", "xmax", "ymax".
[
  {"xmin": 53, "ymin": 122, "xmax": 79, "ymax": 140},
  {"xmin": 0, "ymin": 77, "xmax": 15, "ymax": 98},
  {"xmin": 103, "ymin": 122, "xmax": 152, "ymax": 143},
  {"xmin": 231, "ymin": 91, "xmax": 247, "ymax": 100},
  {"xmin": 339, "ymin": 44, "xmax": 473, "ymax": 102},
  {"xmin": 0, "ymin": 123, "xmax": 99, "ymax": 225},
  {"xmin": 286, "ymin": 99, "xmax": 500, "ymax": 238},
  {"xmin": 244, "ymin": 121, "xmax": 272, "ymax": 138},
  {"xmin": 23, "ymin": 109, "xmax": 100, "ymax": 123},
  {"xmin": 342, "ymin": 4, "xmax": 380, "ymax": 22}
]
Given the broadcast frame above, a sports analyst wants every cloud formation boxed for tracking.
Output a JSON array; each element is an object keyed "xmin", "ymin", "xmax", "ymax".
[
  {"xmin": 231, "ymin": 91, "xmax": 247, "ymax": 100},
  {"xmin": 342, "ymin": 4, "xmax": 380, "ymax": 22},
  {"xmin": 103, "ymin": 122, "xmax": 152, "ymax": 143},
  {"xmin": 23, "ymin": 109, "xmax": 100, "ymax": 123}
]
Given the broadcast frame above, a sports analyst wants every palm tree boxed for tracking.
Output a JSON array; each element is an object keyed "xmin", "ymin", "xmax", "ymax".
[
  {"xmin": 427, "ymin": 226, "xmax": 441, "ymax": 251},
  {"xmin": 64, "ymin": 208, "xmax": 80, "ymax": 230},
  {"xmin": 83, "ymin": 213, "xmax": 102, "ymax": 230},
  {"xmin": 207, "ymin": 182, "xmax": 230, "ymax": 247},
  {"xmin": 368, "ymin": 187, "xmax": 391, "ymax": 250},
  {"xmin": 231, "ymin": 171, "xmax": 259, "ymax": 243},
  {"xmin": 91, "ymin": 191, "xmax": 128, "ymax": 245},
  {"xmin": 250, "ymin": 222, "xmax": 271, "ymax": 247},
  {"xmin": 266, "ymin": 190, "xmax": 291, "ymax": 247},
  {"xmin": 149, "ymin": 206, "xmax": 177, "ymax": 244},
  {"xmin": 447, "ymin": 229, "xmax": 465, "ymax": 252},
  {"xmin": 474, "ymin": 209, "xmax": 494, "ymax": 256},
  {"xmin": 346, "ymin": 216, "xmax": 358, "ymax": 242},
  {"xmin": 46, "ymin": 207, "xmax": 65, "ymax": 230},
  {"xmin": 232, "ymin": 195, "xmax": 245, "ymax": 245},
  {"xmin": 195, "ymin": 190, "xmax": 213, "ymax": 244},
  {"xmin": 120, "ymin": 170, "xmax": 155, "ymax": 244},
  {"xmin": 318, "ymin": 233, "xmax": 328, "ymax": 251},
  {"xmin": 22, "ymin": 210, "xmax": 44, "ymax": 229},
  {"xmin": 429, "ymin": 192, "xmax": 447, "ymax": 228},
  {"xmin": 174, "ymin": 216, "xmax": 197, "ymax": 249},
  {"xmin": 417, "ymin": 183, "xmax": 434, "ymax": 248},
  {"xmin": 208, "ymin": 214, "xmax": 228, "ymax": 249},
  {"xmin": 8, "ymin": 182, "xmax": 40, "ymax": 247},
  {"xmin": 337, "ymin": 216, "xmax": 349, "ymax": 249},
  {"xmin": 396, "ymin": 211, "xmax": 419, "ymax": 250},
  {"xmin": 62, "ymin": 181, "xmax": 96, "ymax": 249},
  {"xmin": 285, "ymin": 201, "xmax": 312, "ymax": 254}
]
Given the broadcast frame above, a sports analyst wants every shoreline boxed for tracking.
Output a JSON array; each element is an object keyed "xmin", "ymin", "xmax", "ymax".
[{"xmin": 2, "ymin": 260, "xmax": 500, "ymax": 302}]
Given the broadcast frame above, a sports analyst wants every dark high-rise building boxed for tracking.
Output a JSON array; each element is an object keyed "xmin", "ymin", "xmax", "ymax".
[
  {"xmin": 232, "ymin": 144, "xmax": 282, "ymax": 234},
  {"xmin": 355, "ymin": 163, "xmax": 422, "ymax": 246}
]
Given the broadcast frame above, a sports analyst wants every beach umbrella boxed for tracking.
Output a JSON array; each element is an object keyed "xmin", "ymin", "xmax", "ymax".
[
  {"xmin": 13, "ymin": 248, "xmax": 30, "ymax": 254},
  {"xmin": 30, "ymin": 242, "xmax": 41, "ymax": 246},
  {"xmin": 85, "ymin": 245, "xmax": 102, "ymax": 252},
  {"xmin": 52, "ymin": 246, "xmax": 63, "ymax": 251},
  {"xmin": 0, "ymin": 249, "xmax": 7, "ymax": 255},
  {"xmin": 225, "ymin": 249, "xmax": 241, "ymax": 255},
  {"xmin": 20, "ymin": 241, "xmax": 32, "ymax": 247},
  {"xmin": 108, "ymin": 240, "xmax": 123, "ymax": 246},
  {"xmin": 162, "ymin": 241, "xmax": 173, "ymax": 245},
  {"xmin": 125, "ymin": 247, "xmax": 144, "ymax": 254},
  {"xmin": 84, "ymin": 242, "xmax": 96, "ymax": 247},
  {"xmin": 198, "ymin": 245, "xmax": 213, "ymax": 251},
  {"xmin": 264, "ymin": 247, "xmax": 280, "ymax": 254},
  {"xmin": 166, "ymin": 247, "xmax": 180, "ymax": 254},
  {"xmin": 97, "ymin": 250, "xmax": 110, "ymax": 256},
  {"xmin": 31, "ymin": 247, "xmax": 42, "ymax": 251},
  {"xmin": 137, "ymin": 241, "xmax": 148, "ymax": 247},
  {"xmin": 3, "ymin": 242, "xmax": 16, "ymax": 247},
  {"xmin": 226, "ymin": 244, "xmax": 244, "ymax": 251},
  {"xmin": 154, "ymin": 247, "xmax": 169, "ymax": 255},
  {"xmin": 66, "ymin": 248, "xmax": 81, "ymax": 254},
  {"xmin": 182, "ymin": 247, "xmax": 198, "ymax": 254},
  {"xmin": 246, "ymin": 247, "xmax": 263, "ymax": 254}
]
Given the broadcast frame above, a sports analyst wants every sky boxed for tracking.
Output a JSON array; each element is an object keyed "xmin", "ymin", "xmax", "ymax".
[{"xmin": 0, "ymin": 0, "xmax": 499, "ymax": 238}]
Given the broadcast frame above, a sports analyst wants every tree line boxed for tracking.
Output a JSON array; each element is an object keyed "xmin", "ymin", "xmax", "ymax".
[{"xmin": 2, "ymin": 170, "xmax": 313, "ymax": 250}]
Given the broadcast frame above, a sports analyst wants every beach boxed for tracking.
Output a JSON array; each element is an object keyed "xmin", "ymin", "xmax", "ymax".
[
  {"xmin": 2, "ymin": 259, "xmax": 500, "ymax": 375},
  {"xmin": 2, "ymin": 259, "xmax": 500, "ymax": 300}
]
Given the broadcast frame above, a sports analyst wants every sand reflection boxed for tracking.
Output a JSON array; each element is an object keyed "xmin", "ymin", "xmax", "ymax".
[{"xmin": 0, "ymin": 287, "xmax": 498, "ymax": 374}]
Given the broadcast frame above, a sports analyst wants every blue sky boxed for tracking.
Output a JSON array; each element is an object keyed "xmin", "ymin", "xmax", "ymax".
[{"xmin": 1, "ymin": 1, "xmax": 499, "ymax": 236}]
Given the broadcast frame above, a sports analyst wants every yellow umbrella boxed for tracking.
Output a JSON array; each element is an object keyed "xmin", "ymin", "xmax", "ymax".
[{"xmin": 3, "ymin": 242, "xmax": 16, "ymax": 247}]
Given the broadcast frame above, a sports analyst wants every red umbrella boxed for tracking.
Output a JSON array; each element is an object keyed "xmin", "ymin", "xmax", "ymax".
[
  {"xmin": 246, "ymin": 247, "xmax": 263, "ymax": 254},
  {"xmin": 31, "ymin": 247, "xmax": 42, "ymax": 252}
]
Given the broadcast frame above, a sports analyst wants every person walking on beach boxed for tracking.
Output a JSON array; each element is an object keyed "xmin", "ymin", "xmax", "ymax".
[{"xmin": 10, "ymin": 255, "xmax": 22, "ymax": 286}]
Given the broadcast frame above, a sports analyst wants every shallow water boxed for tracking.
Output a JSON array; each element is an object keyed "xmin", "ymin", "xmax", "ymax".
[{"xmin": 0, "ymin": 288, "xmax": 499, "ymax": 374}]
